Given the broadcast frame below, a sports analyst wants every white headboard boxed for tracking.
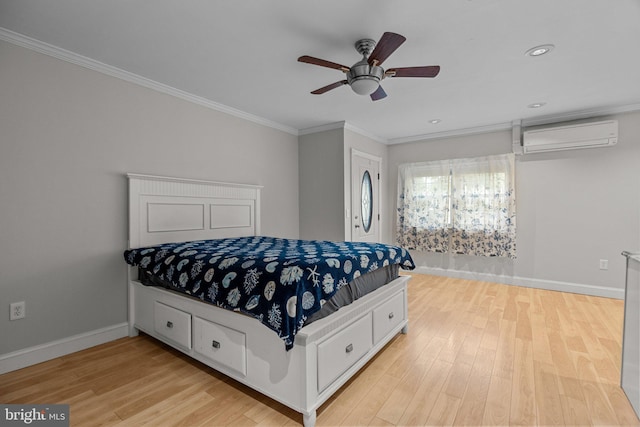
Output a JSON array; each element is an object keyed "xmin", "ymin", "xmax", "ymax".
[{"xmin": 127, "ymin": 174, "xmax": 262, "ymax": 249}]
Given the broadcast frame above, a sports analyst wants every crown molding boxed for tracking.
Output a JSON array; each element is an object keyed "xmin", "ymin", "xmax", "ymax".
[
  {"xmin": 4, "ymin": 27, "xmax": 640, "ymax": 144},
  {"xmin": 299, "ymin": 121, "xmax": 387, "ymax": 144},
  {"xmin": 388, "ymin": 102, "xmax": 640, "ymax": 145},
  {"xmin": 298, "ymin": 121, "xmax": 346, "ymax": 136},
  {"xmin": 388, "ymin": 122, "xmax": 513, "ymax": 144},
  {"xmin": 0, "ymin": 27, "xmax": 298, "ymax": 136},
  {"xmin": 343, "ymin": 122, "xmax": 387, "ymax": 144},
  {"xmin": 520, "ymin": 103, "xmax": 640, "ymax": 128}
]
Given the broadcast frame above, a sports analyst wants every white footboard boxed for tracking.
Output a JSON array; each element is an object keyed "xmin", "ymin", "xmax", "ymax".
[{"xmin": 129, "ymin": 275, "xmax": 410, "ymax": 426}]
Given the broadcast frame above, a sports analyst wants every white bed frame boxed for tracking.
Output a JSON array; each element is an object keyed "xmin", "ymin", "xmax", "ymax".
[{"xmin": 126, "ymin": 173, "xmax": 410, "ymax": 426}]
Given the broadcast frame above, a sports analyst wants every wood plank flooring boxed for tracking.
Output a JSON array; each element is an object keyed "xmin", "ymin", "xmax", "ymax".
[{"xmin": 1, "ymin": 274, "xmax": 638, "ymax": 426}]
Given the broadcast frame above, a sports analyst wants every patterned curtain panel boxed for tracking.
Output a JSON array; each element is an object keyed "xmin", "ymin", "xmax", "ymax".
[
  {"xmin": 396, "ymin": 161, "xmax": 451, "ymax": 253},
  {"xmin": 397, "ymin": 154, "xmax": 516, "ymax": 259},
  {"xmin": 449, "ymin": 154, "xmax": 516, "ymax": 259}
]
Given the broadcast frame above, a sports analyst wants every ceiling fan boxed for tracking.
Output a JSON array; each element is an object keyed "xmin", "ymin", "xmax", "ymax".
[{"xmin": 298, "ymin": 32, "xmax": 440, "ymax": 101}]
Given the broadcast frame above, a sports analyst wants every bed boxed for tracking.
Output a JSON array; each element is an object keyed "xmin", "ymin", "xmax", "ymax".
[{"xmin": 125, "ymin": 173, "xmax": 414, "ymax": 426}]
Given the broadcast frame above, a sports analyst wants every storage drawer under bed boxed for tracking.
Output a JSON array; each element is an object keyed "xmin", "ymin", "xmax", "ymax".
[
  {"xmin": 194, "ymin": 317, "xmax": 247, "ymax": 376},
  {"xmin": 372, "ymin": 290, "xmax": 405, "ymax": 343},
  {"xmin": 154, "ymin": 301, "xmax": 192, "ymax": 350},
  {"xmin": 317, "ymin": 313, "xmax": 373, "ymax": 392}
]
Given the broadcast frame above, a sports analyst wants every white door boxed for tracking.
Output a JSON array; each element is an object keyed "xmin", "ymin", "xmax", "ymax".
[{"xmin": 351, "ymin": 151, "xmax": 381, "ymax": 242}]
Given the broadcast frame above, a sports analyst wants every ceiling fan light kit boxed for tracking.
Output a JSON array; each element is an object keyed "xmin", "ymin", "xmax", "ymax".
[
  {"xmin": 347, "ymin": 60, "xmax": 384, "ymax": 95},
  {"xmin": 298, "ymin": 32, "xmax": 440, "ymax": 101}
]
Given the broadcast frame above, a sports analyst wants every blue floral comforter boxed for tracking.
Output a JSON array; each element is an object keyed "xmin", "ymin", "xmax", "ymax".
[{"xmin": 124, "ymin": 236, "xmax": 415, "ymax": 349}]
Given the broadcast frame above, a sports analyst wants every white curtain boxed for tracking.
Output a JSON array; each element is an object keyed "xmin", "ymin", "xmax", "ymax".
[
  {"xmin": 397, "ymin": 153, "xmax": 516, "ymax": 259},
  {"xmin": 397, "ymin": 160, "xmax": 451, "ymax": 253}
]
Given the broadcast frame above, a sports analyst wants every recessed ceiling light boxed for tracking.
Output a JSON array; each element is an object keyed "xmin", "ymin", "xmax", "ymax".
[
  {"xmin": 527, "ymin": 102, "xmax": 546, "ymax": 108},
  {"xmin": 429, "ymin": 119, "xmax": 441, "ymax": 124},
  {"xmin": 525, "ymin": 44, "xmax": 555, "ymax": 57}
]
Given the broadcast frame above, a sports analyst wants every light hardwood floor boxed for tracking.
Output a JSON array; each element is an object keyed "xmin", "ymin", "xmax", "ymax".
[{"xmin": 1, "ymin": 274, "xmax": 639, "ymax": 426}]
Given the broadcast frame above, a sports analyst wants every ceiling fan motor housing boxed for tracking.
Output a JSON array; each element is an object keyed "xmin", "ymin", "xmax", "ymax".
[{"xmin": 347, "ymin": 59, "xmax": 384, "ymax": 95}]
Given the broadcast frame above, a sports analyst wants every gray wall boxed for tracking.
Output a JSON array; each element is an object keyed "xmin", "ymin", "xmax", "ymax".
[
  {"xmin": 298, "ymin": 128, "xmax": 345, "ymax": 241},
  {"xmin": 298, "ymin": 127, "xmax": 389, "ymax": 242},
  {"xmin": 388, "ymin": 112, "xmax": 640, "ymax": 296},
  {"xmin": 0, "ymin": 40, "xmax": 299, "ymax": 355}
]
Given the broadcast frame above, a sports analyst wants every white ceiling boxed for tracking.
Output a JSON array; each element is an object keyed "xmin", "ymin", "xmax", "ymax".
[{"xmin": 1, "ymin": 0, "xmax": 640, "ymax": 143}]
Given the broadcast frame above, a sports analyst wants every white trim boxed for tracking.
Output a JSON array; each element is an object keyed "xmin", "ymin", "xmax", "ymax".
[
  {"xmin": 343, "ymin": 122, "xmax": 387, "ymax": 144},
  {"xmin": 0, "ymin": 27, "xmax": 298, "ymax": 136},
  {"xmin": 521, "ymin": 103, "xmax": 640, "ymax": 128},
  {"xmin": 350, "ymin": 149, "xmax": 382, "ymax": 242},
  {"xmin": 0, "ymin": 323, "xmax": 129, "ymax": 374},
  {"xmin": 412, "ymin": 266, "xmax": 624, "ymax": 300},
  {"xmin": 386, "ymin": 103, "xmax": 640, "ymax": 145},
  {"xmin": 126, "ymin": 173, "xmax": 263, "ymax": 190},
  {"xmin": 388, "ymin": 122, "xmax": 513, "ymax": 144},
  {"xmin": 351, "ymin": 148, "xmax": 382, "ymax": 163},
  {"xmin": 299, "ymin": 121, "xmax": 387, "ymax": 144},
  {"xmin": 298, "ymin": 121, "xmax": 346, "ymax": 136}
]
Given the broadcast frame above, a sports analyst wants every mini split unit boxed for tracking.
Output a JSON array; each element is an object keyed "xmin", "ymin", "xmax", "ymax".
[{"xmin": 521, "ymin": 119, "xmax": 618, "ymax": 154}]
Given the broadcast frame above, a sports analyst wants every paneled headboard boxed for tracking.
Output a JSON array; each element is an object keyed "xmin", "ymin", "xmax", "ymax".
[{"xmin": 127, "ymin": 174, "xmax": 262, "ymax": 249}]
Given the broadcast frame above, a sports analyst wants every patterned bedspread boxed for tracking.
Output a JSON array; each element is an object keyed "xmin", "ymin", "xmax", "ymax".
[{"xmin": 124, "ymin": 236, "xmax": 415, "ymax": 349}]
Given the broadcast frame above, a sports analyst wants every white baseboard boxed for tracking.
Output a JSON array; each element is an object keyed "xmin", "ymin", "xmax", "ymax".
[
  {"xmin": 412, "ymin": 266, "xmax": 624, "ymax": 300},
  {"xmin": 0, "ymin": 269, "xmax": 622, "ymax": 375},
  {"xmin": 0, "ymin": 322, "xmax": 129, "ymax": 375}
]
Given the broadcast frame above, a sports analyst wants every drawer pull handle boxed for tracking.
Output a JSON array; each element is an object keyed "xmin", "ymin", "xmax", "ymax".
[
  {"xmin": 389, "ymin": 312, "xmax": 395, "ymax": 319},
  {"xmin": 166, "ymin": 321, "xmax": 174, "ymax": 328},
  {"xmin": 345, "ymin": 343, "xmax": 353, "ymax": 353},
  {"xmin": 212, "ymin": 340, "xmax": 221, "ymax": 349}
]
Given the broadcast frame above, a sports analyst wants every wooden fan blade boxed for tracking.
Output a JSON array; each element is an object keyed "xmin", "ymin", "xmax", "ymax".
[
  {"xmin": 298, "ymin": 56, "xmax": 350, "ymax": 72},
  {"xmin": 311, "ymin": 80, "xmax": 348, "ymax": 94},
  {"xmin": 370, "ymin": 85, "xmax": 387, "ymax": 101},
  {"xmin": 387, "ymin": 66, "xmax": 441, "ymax": 78},
  {"xmin": 368, "ymin": 32, "xmax": 406, "ymax": 66}
]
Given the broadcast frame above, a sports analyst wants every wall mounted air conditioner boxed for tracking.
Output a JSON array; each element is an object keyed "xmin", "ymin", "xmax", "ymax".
[{"xmin": 522, "ymin": 119, "xmax": 618, "ymax": 153}]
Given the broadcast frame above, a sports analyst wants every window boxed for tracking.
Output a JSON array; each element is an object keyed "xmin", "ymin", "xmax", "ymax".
[
  {"xmin": 397, "ymin": 154, "xmax": 516, "ymax": 259},
  {"xmin": 361, "ymin": 170, "xmax": 373, "ymax": 233}
]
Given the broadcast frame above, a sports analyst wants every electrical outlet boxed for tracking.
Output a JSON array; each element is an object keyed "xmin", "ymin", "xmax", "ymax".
[
  {"xmin": 599, "ymin": 259, "xmax": 609, "ymax": 270},
  {"xmin": 10, "ymin": 301, "xmax": 25, "ymax": 320}
]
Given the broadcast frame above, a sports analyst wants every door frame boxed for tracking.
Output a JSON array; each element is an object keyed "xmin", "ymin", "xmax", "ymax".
[{"xmin": 350, "ymin": 149, "xmax": 382, "ymax": 242}]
